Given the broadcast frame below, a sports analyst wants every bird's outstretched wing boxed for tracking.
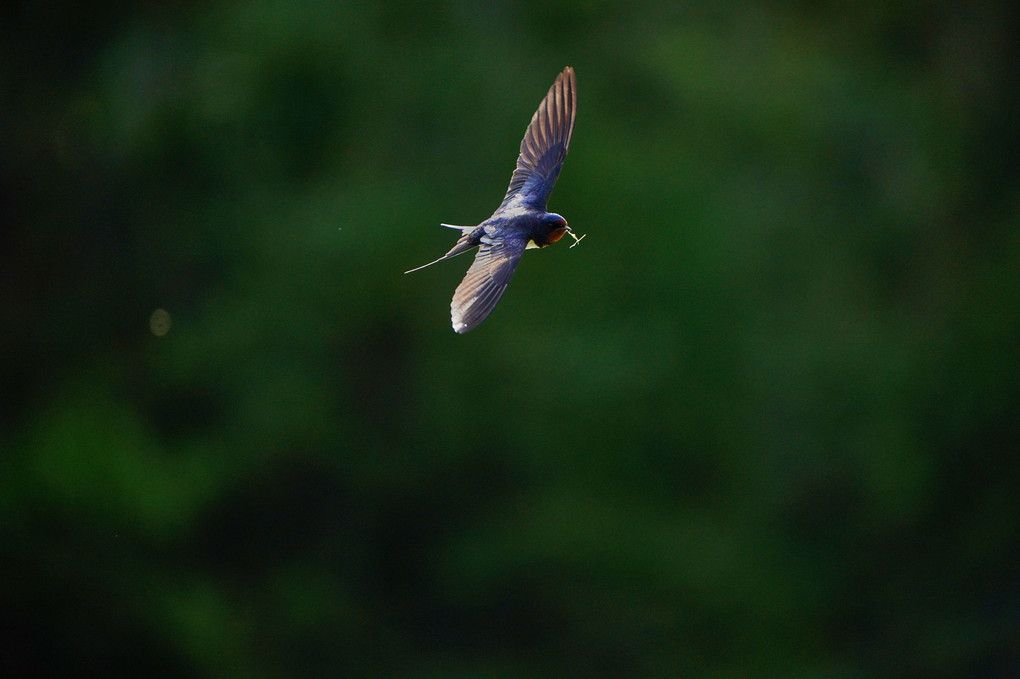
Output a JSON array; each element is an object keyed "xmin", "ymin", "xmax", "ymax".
[
  {"xmin": 451, "ymin": 234, "xmax": 528, "ymax": 333},
  {"xmin": 498, "ymin": 67, "xmax": 577, "ymax": 212}
]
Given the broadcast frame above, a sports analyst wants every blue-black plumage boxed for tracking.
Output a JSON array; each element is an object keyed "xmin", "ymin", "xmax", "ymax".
[{"xmin": 405, "ymin": 67, "xmax": 582, "ymax": 333}]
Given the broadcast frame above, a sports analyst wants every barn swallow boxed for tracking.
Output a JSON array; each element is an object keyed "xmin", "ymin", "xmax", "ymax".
[{"xmin": 406, "ymin": 66, "xmax": 582, "ymax": 333}]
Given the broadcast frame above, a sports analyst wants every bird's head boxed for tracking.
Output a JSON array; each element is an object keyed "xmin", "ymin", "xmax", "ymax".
[
  {"xmin": 536, "ymin": 213, "xmax": 585, "ymax": 248},
  {"xmin": 540, "ymin": 213, "xmax": 569, "ymax": 245}
]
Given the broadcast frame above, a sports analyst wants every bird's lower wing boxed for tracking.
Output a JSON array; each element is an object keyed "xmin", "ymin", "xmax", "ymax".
[{"xmin": 451, "ymin": 238, "xmax": 526, "ymax": 333}]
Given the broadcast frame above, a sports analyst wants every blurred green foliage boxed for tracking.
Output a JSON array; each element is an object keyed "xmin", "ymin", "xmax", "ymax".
[{"xmin": 2, "ymin": 1, "xmax": 1018, "ymax": 677}]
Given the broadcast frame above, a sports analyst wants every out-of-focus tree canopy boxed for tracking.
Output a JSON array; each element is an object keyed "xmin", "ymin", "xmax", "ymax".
[{"xmin": 2, "ymin": 1, "xmax": 1018, "ymax": 677}]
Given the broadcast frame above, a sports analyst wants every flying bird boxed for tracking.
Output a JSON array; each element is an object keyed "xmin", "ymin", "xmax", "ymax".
[{"xmin": 406, "ymin": 66, "xmax": 582, "ymax": 333}]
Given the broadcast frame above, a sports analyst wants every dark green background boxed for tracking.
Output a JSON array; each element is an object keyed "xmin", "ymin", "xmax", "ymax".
[{"xmin": 3, "ymin": 1, "xmax": 1018, "ymax": 677}]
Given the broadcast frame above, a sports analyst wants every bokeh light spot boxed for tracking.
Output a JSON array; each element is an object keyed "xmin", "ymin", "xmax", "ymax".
[{"xmin": 150, "ymin": 308, "xmax": 172, "ymax": 336}]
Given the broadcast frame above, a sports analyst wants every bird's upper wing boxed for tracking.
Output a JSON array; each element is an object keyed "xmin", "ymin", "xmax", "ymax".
[
  {"xmin": 451, "ymin": 232, "xmax": 528, "ymax": 333},
  {"xmin": 498, "ymin": 67, "xmax": 577, "ymax": 212}
]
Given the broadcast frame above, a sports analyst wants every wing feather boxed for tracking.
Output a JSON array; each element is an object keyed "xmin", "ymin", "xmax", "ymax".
[
  {"xmin": 499, "ymin": 67, "xmax": 577, "ymax": 211},
  {"xmin": 450, "ymin": 237, "xmax": 527, "ymax": 333}
]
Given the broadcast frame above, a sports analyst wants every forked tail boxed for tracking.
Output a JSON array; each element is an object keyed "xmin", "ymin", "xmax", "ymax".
[{"xmin": 404, "ymin": 224, "xmax": 480, "ymax": 274}]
